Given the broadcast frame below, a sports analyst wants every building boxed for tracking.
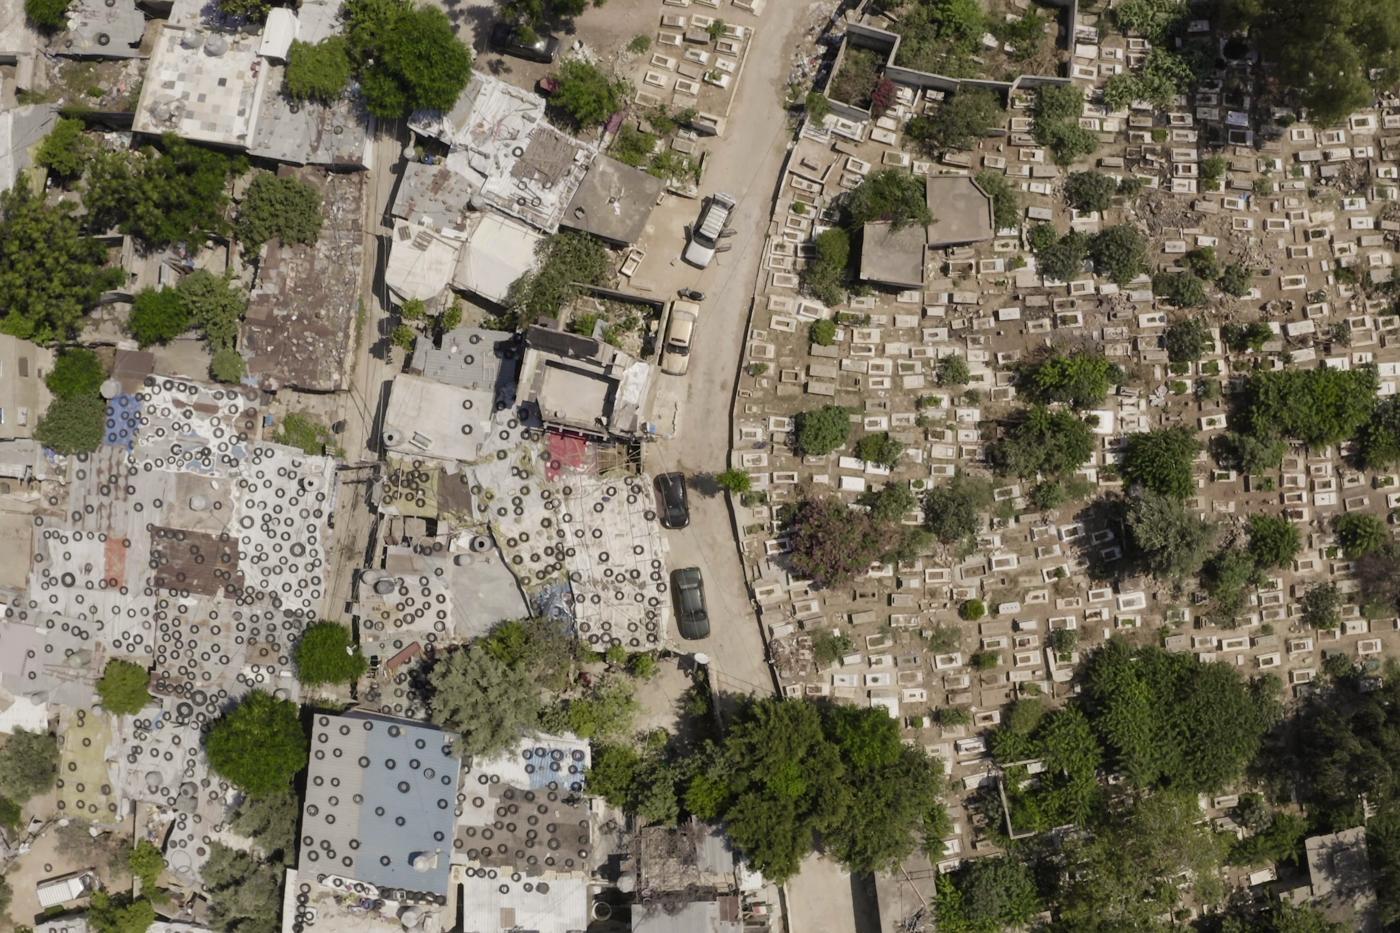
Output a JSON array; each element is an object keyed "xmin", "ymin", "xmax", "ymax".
[
  {"xmin": 516, "ymin": 325, "xmax": 657, "ymax": 442},
  {"xmin": 298, "ymin": 711, "xmax": 463, "ymax": 901},
  {"xmin": 243, "ymin": 169, "xmax": 366, "ymax": 392},
  {"xmin": 0, "ymin": 105, "xmax": 57, "ymax": 193},
  {"xmin": 134, "ymin": 25, "xmax": 270, "ymax": 148},
  {"xmin": 452, "ymin": 213, "xmax": 544, "ymax": 306},
  {"xmin": 1284, "ymin": 827, "xmax": 1381, "ymax": 931},
  {"xmin": 562, "ymin": 155, "xmax": 665, "ymax": 246},
  {"xmin": 56, "ymin": 0, "xmax": 145, "ymax": 59},
  {"xmin": 632, "ymin": 898, "xmax": 742, "ymax": 933},
  {"xmin": 0, "ymin": 335, "xmax": 53, "ymax": 441},
  {"xmin": 858, "ymin": 222, "xmax": 926, "ymax": 289},
  {"xmin": 925, "ymin": 175, "xmax": 995, "ymax": 248}
]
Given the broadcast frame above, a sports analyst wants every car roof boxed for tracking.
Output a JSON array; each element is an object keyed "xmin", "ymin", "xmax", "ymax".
[
  {"xmin": 667, "ymin": 314, "xmax": 695, "ymax": 343},
  {"xmin": 697, "ymin": 199, "xmax": 731, "ymax": 238}
]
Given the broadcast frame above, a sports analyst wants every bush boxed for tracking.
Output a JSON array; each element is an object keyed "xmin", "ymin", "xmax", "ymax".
[
  {"xmin": 507, "ymin": 232, "xmax": 610, "ymax": 326},
  {"xmin": 803, "ymin": 228, "xmax": 851, "ymax": 305},
  {"xmin": 205, "ymin": 691, "xmax": 308, "ymax": 795},
  {"xmin": 1031, "ymin": 227, "xmax": 1090, "ymax": 281},
  {"xmin": 936, "ymin": 355, "xmax": 970, "ymax": 387},
  {"xmin": 1219, "ymin": 262, "xmax": 1254, "ymax": 297},
  {"xmin": 1019, "ymin": 351, "xmax": 1121, "ymax": 408},
  {"xmin": 209, "ymin": 349, "xmax": 246, "ymax": 384},
  {"xmin": 345, "ymin": 0, "xmax": 473, "ymax": 118},
  {"xmin": 795, "ymin": 405, "xmax": 850, "ymax": 456},
  {"xmin": 552, "ymin": 60, "xmax": 627, "ymax": 127},
  {"xmin": 715, "ymin": 469, "xmax": 751, "ymax": 494},
  {"xmin": 1120, "ymin": 427, "xmax": 1199, "ymax": 499},
  {"xmin": 1064, "ymin": 171, "xmax": 1117, "ymax": 212},
  {"xmin": 97, "ymin": 659, "xmax": 151, "ymax": 715},
  {"xmin": 0, "ymin": 730, "xmax": 59, "ymax": 801},
  {"xmin": 1334, "ymin": 512, "xmax": 1389, "ymax": 559},
  {"xmin": 975, "ymin": 171, "xmax": 1020, "ymax": 230},
  {"xmin": 24, "ymin": 0, "xmax": 68, "ymax": 29},
  {"xmin": 236, "ymin": 174, "xmax": 324, "ymax": 252},
  {"xmin": 1300, "ymin": 582, "xmax": 1341, "ymax": 630},
  {"xmin": 812, "ymin": 630, "xmax": 854, "ymax": 666},
  {"xmin": 294, "ymin": 621, "xmax": 367, "ymax": 686},
  {"xmin": 905, "ymin": 89, "xmax": 1004, "ymax": 153},
  {"xmin": 810, "ymin": 319, "xmax": 837, "ymax": 346},
  {"xmin": 128, "ymin": 839, "xmax": 165, "ymax": 890},
  {"xmin": 925, "ymin": 473, "xmax": 992, "ymax": 549},
  {"xmin": 970, "ymin": 650, "xmax": 1000, "ymax": 670},
  {"xmin": 35, "ymin": 395, "xmax": 106, "ymax": 454},
  {"xmin": 1154, "ymin": 272, "xmax": 1208, "ymax": 308},
  {"xmin": 1163, "ymin": 317, "xmax": 1211, "ymax": 361},
  {"xmin": 1247, "ymin": 514, "xmax": 1300, "ymax": 569},
  {"xmin": 1126, "ymin": 490, "xmax": 1214, "ymax": 578},
  {"xmin": 854, "ymin": 432, "xmax": 903, "ymax": 468},
  {"xmin": 46, "ymin": 347, "xmax": 105, "ymax": 400},
  {"xmin": 611, "ymin": 125, "xmax": 657, "ymax": 167},
  {"xmin": 1184, "ymin": 246, "xmax": 1221, "ymax": 280},
  {"xmin": 870, "ymin": 78, "xmax": 897, "ymax": 117},
  {"xmin": 960, "ymin": 599, "xmax": 986, "ymax": 621},
  {"xmin": 845, "ymin": 170, "xmax": 931, "ymax": 229},
  {"xmin": 128, "ymin": 288, "xmax": 191, "ymax": 347},
  {"xmin": 1090, "ymin": 224, "xmax": 1148, "ymax": 285},
  {"xmin": 1200, "ymin": 155, "xmax": 1227, "ymax": 189},
  {"xmin": 988, "ymin": 406, "xmax": 1094, "ymax": 480},
  {"xmin": 35, "ymin": 118, "xmax": 94, "ymax": 179},
  {"xmin": 1240, "ymin": 366, "xmax": 1377, "ymax": 447},
  {"xmin": 285, "ymin": 37, "xmax": 353, "ymax": 103}
]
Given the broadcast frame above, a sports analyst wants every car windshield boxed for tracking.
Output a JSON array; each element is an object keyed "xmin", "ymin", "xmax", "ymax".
[{"xmin": 666, "ymin": 341, "xmax": 690, "ymax": 355}]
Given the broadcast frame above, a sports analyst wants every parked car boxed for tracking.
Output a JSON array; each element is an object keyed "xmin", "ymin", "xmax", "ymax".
[
  {"xmin": 490, "ymin": 22, "xmax": 560, "ymax": 63},
  {"xmin": 660, "ymin": 300, "xmax": 700, "ymax": 375},
  {"xmin": 671, "ymin": 567, "xmax": 710, "ymax": 639},
  {"xmin": 683, "ymin": 192, "xmax": 737, "ymax": 268},
  {"xmin": 655, "ymin": 472, "xmax": 690, "ymax": 529}
]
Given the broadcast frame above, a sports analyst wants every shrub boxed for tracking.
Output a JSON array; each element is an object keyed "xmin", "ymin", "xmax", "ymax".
[
  {"xmin": 975, "ymin": 171, "xmax": 1020, "ymax": 230},
  {"xmin": 1120, "ymin": 427, "xmax": 1199, "ymax": 499},
  {"xmin": 1089, "ymin": 224, "xmax": 1148, "ymax": 285},
  {"xmin": 209, "ymin": 348, "xmax": 247, "ymax": 384},
  {"xmin": 1163, "ymin": 317, "xmax": 1211, "ymax": 361},
  {"xmin": 611, "ymin": 125, "xmax": 657, "ymax": 167},
  {"xmin": 46, "ymin": 347, "xmax": 105, "ymax": 400},
  {"xmin": 24, "ymin": 0, "xmax": 69, "ymax": 29},
  {"xmin": 1200, "ymin": 155, "xmax": 1227, "ymax": 189},
  {"xmin": 96, "ymin": 659, "xmax": 151, "ymax": 715},
  {"xmin": 627, "ymin": 35, "xmax": 651, "ymax": 54},
  {"xmin": 854, "ymin": 432, "xmax": 903, "ymax": 468},
  {"xmin": 1063, "ymin": 171, "xmax": 1117, "ymax": 212},
  {"xmin": 960, "ymin": 599, "xmax": 986, "ymax": 621},
  {"xmin": 1219, "ymin": 263, "xmax": 1254, "ymax": 297},
  {"xmin": 812, "ymin": 630, "xmax": 854, "ymax": 666},
  {"xmin": 810, "ymin": 319, "xmax": 837, "ymax": 346},
  {"xmin": 845, "ymin": 170, "xmax": 931, "ymax": 229},
  {"xmin": 1358, "ymin": 396, "xmax": 1400, "ymax": 469},
  {"xmin": 295, "ymin": 621, "xmax": 367, "ymax": 685},
  {"xmin": 205, "ymin": 691, "xmax": 308, "ymax": 795},
  {"xmin": 827, "ymin": 47, "xmax": 882, "ymax": 107},
  {"xmin": 870, "ymin": 78, "xmax": 897, "ymax": 116},
  {"xmin": 35, "ymin": 395, "xmax": 106, "ymax": 454},
  {"xmin": 715, "ymin": 469, "xmax": 751, "ymax": 494},
  {"xmin": 795, "ymin": 405, "xmax": 850, "ymax": 456},
  {"xmin": 285, "ymin": 37, "xmax": 353, "ymax": 102},
  {"xmin": 970, "ymin": 650, "xmax": 1000, "ymax": 670},
  {"xmin": 236, "ymin": 174, "xmax": 324, "ymax": 252},
  {"xmin": 552, "ymin": 60, "xmax": 627, "ymax": 127},
  {"xmin": 35, "ymin": 118, "xmax": 94, "ymax": 179},
  {"xmin": 128, "ymin": 288, "xmax": 191, "ymax": 347},
  {"xmin": 1154, "ymin": 272, "xmax": 1208, "ymax": 308},
  {"xmin": 803, "ymin": 228, "xmax": 851, "ymax": 305},
  {"xmin": 507, "ymin": 232, "xmax": 610, "ymax": 326},
  {"xmin": 936, "ymin": 355, "xmax": 970, "ymax": 387}
]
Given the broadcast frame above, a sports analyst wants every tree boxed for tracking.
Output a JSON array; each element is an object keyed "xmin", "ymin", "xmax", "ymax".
[
  {"xmin": 46, "ymin": 347, "xmax": 105, "ymax": 400},
  {"xmin": 809, "ymin": 319, "xmax": 837, "ymax": 347},
  {"xmin": 205, "ymin": 691, "xmax": 308, "ymax": 796},
  {"xmin": 294, "ymin": 621, "xmax": 367, "ymax": 686},
  {"xmin": 85, "ymin": 137, "xmax": 245, "ymax": 250},
  {"xmin": 285, "ymin": 37, "xmax": 353, "ymax": 103},
  {"xmin": 936, "ymin": 355, "xmax": 970, "ymax": 387},
  {"xmin": 795, "ymin": 405, "xmax": 850, "ymax": 456},
  {"xmin": 427, "ymin": 642, "xmax": 540, "ymax": 756},
  {"xmin": 231, "ymin": 788, "xmax": 299, "ymax": 862},
  {"xmin": 35, "ymin": 395, "xmax": 107, "ymax": 455},
  {"xmin": 1204, "ymin": 547, "xmax": 1262, "ymax": 620},
  {"xmin": 480, "ymin": 617, "xmax": 575, "ymax": 693},
  {"xmin": 203, "ymin": 842, "xmax": 283, "ymax": 933},
  {"xmin": 1089, "ymin": 224, "xmax": 1148, "ymax": 285},
  {"xmin": 988, "ymin": 406, "xmax": 1094, "ymax": 480},
  {"xmin": 217, "ymin": 0, "xmax": 270, "ymax": 18},
  {"xmin": 1359, "ymin": 396, "xmax": 1400, "ymax": 469},
  {"xmin": 345, "ymin": 0, "xmax": 473, "ymax": 118},
  {"xmin": 25, "ymin": 0, "xmax": 69, "ymax": 29},
  {"xmin": 1154, "ymin": 271, "xmax": 1208, "ymax": 307},
  {"xmin": 0, "ymin": 729, "xmax": 58, "ymax": 801},
  {"xmin": 236, "ymin": 174, "xmax": 323, "ymax": 252},
  {"xmin": 925, "ymin": 474, "xmax": 991, "ymax": 549},
  {"xmin": 552, "ymin": 60, "xmax": 627, "ymax": 127},
  {"xmin": 1334, "ymin": 512, "xmax": 1388, "ymax": 559},
  {"xmin": 803, "ymin": 227, "xmax": 850, "ymax": 305},
  {"xmin": 1248, "ymin": 514, "xmax": 1300, "ymax": 569},
  {"xmin": 974, "ymin": 171, "xmax": 1020, "ymax": 230},
  {"xmin": 1120, "ymin": 427, "xmax": 1198, "ymax": 498},
  {"xmin": 1032, "ymin": 84, "xmax": 1097, "ymax": 164},
  {"xmin": 177, "ymin": 270, "xmax": 246, "ymax": 353},
  {"xmin": 1163, "ymin": 316, "xmax": 1211, "ymax": 360},
  {"xmin": 96, "ymin": 659, "xmax": 151, "ymax": 715},
  {"xmin": 499, "ymin": 0, "xmax": 600, "ymax": 35},
  {"xmin": 128, "ymin": 839, "xmax": 165, "ymax": 889},
  {"xmin": 934, "ymin": 856, "xmax": 1040, "ymax": 933},
  {"xmin": 854, "ymin": 432, "xmax": 903, "ymax": 468},
  {"xmin": 1030, "ymin": 226, "xmax": 1090, "ymax": 281},
  {"xmin": 844, "ymin": 170, "xmax": 931, "ymax": 229},
  {"xmin": 1240, "ymin": 366, "xmax": 1377, "ymax": 447},
  {"xmin": 507, "ymin": 232, "xmax": 609, "ymax": 326},
  {"xmin": 1186, "ymin": 246, "xmax": 1222, "ymax": 280},
  {"xmin": 127, "ymin": 288, "xmax": 190, "ymax": 347},
  {"xmin": 1212, "ymin": 430, "xmax": 1286, "ymax": 475},
  {"xmin": 88, "ymin": 892, "xmax": 157, "ymax": 933},
  {"xmin": 35, "ymin": 118, "xmax": 96, "ymax": 179},
  {"xmin": 1219, "ymin": 262, "xmax": 1255, "ymax": 297},
  {"xmin": 556, "ymin": 677, "xmax": 638, "ymax": 740},
  {"xmin": 715, "ymin": 469, "xmax": 751, "ymax": 494},
  {"xmin": 210, "ymin": 349, "xmax": 247, "ymax": 384},
  {"xmin": 0, "ymin": 180, "xmax": 122, "ymax": 343},
  {"xmin": 1125, "ymin": 490, "xmax": 1213, "ymax": 579},
  {"xmin": 785, "ymin": 497, "xmax": 885, "ymax": 587},
  {"xmin": 1018, "ymin": 350, "xmax": 1120, "ymax": 408},
  {"xmin": 1064, "ymin": 171, "xmax": 1117, "ymax": 212},
  {"xmin": 905, "ymin": 89, "xmax": 1004, "ymax": 153},
  {"xmin": 959, "ymin": 599, "xmax": 985, "ymax": 621}
]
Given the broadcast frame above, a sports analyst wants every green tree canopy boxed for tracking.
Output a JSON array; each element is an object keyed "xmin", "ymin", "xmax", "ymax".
[
  {"xmin": 231, "ymin": 787, "xmax": 300, "ymax": 863},
  {"xmin": 795, "ymin": 404, "xmax": 851, "ymax": 456},
  {"xmin": 933, "ymin": 856, "xmax": 1040, "ymax": 933},
  {"xmin": 35, "ymin": 395, "xmax": 107, "ymax": 455},
  {"xmin": 853, "ymin": 431, "xmax": 903, "ymax": 468},
  {"xmin": 345, "ymin": 0, "xmax": 473, "ymax": 118},
  {"xmin": 1119, "ymin": 427, "xmax": 1199, "ymax": 499},
  {"xmin": 551, "ymin": 60, "xmax": 627, "ymax": 127},
  {"xmin": 1032, "ymin": 84, "xmax": 1097, "ymax": 164},
  {"xmin": 905, "ymin": 89, "xmax": 1004, "ymax": 153},
  {"xmin": 1063, "ymin": 170, "xmax": 1118, "ymax": 212},
  {"xmin": 127, "ymin": 839, "xmax": 165, "ymax": 889},
  {"xmin": 205, "ymin": 691, "xmax": 308, "ymax": 796},
  {"xmin": 844, "ymin": 170, "xmax": 931, "ymax": 229},
  {"xmin": 1359, "ymin": 395, "xmax": 1400, "ymax": 469},
  {"xmin": 924, "ymin": 473, "xmax": 991, "ymax": 550},
  {"xmin": 285, "ymin": 37, "xmax": 353, "ymax": 103},
  {"xmin": 1163, "ymin": 316, "xmax": 1212, "ymax": 360},
  {"xmin": 1125, "ymin": 490, "xmax": 1214, "ymax": 579},
  {"xmin": 0, "ymin": 729, "xmax": 59, "ymax": 801},
  {"xmin": 1248, "ymin": 513, "xmax": 1301, "ymax": 569},
  {"xmin": 236, "ymin": 174, "xmax": 324, "ymax": 252},
  {"xmin": 427, "ymin": 642, "xmax": 540, "ymax": 756},
  {"xmin": 177, "ymin": 270, "xmax": 247, "ymax": 353},
  {"xmin": 46, "ymin": 347, "xmax": 105, "ymax": 400},
  {"xmin": 1334, "ymin": 511, "xmax": 1389, "ymax": 559},
  {"xmin": 88, "ymin": 892, "xmax": 157, "ymax": 933},
  {"xmin": 25, "ymin": 0, "xmax": 70, "ymax": 29},
  {"xmin": 1029, "ymin": 226, "xmax": 1090, "ymax": 281},
  {"xmin": 0, "ymin": 180, "xmax": 121, "ymax": 343},
  {"xmin": 294, "ymin": 621, "xmax": 367, "ymax": 686},
  {"xmin": 786, "ymin": 497, "xmax": 886, "ymax": 587},
  {"xmin": 1018, "ymin": 350, "xmax": 1121, "ymax": 408},
  {"xmin": 988, "ymin": 405, "xmax": 1094, "ymax": 480},
  {"xmin": 203, "ymin": 841, "xmax": 284, "ymax": 933},
  {"xmin": 35, "ymin": 117, "xmax": 96, "ymax": 179},
  {"xmin": 803, "ymin": 227, "xmax": 851, "ymax": 305},
  {"xmin": 96, "ymin": 659, "xmax": 152, "ymax": 715},
  {"xmin": 507, "ymin": 232, "xmax": 610, "ymax": 327},
  {"xmin": 1239, "ymin": 365, "xmax": 1377, "ymax": 447},
  {"xmin": 1089, "ymin": 224, "xmax": 1148, "ymax": 285},
  {"xmin": 127, "ymin": 287, "xmax": 190, "ymax": 347}
]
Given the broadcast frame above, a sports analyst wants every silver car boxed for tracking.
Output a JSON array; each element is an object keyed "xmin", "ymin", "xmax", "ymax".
[{"xmin": 683, "ymin": 192, "xmax": 737, "ymax": 268}]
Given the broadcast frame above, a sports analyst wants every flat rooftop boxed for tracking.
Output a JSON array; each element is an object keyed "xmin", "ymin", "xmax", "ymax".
[
  {"xmin": 134, "ymin": 25, "xmax": 269, "ymax": 148},
  {"xmin": 562, "ymin": 154, "xmax": 663, "ymax": 245},
  {"xmin": 248, "ymin": 67, "xmax": 373, "ymax": 168},
  {"xmin": 925, "ymin": 175, "xmax": 995, "ymax": 247},
  {"xmin": 859, "ymin": 221, "xmax": 926, "ymax": 288}
]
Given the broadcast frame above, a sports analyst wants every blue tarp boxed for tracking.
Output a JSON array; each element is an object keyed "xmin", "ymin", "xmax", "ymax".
[{"xmin": 103, "ymin": 394, "xmax": 140, "ymax": 450}]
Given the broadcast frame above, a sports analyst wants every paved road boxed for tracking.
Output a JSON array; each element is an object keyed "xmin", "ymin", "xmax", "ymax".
[{"xmin": 648, "ymin": 6, "xmax": 807, "ymax": 697}]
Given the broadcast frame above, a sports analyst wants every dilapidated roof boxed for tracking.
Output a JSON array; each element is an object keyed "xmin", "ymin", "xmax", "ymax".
[{"xmin": 563, "ymin": 155, "xmax": 664, "ymax": 245}]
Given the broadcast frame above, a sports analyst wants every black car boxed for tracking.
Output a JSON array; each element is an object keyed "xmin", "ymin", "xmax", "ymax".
[
  {"xmin": 655, "ymin": 472, "xmax": 689, "ymax": 529},
  {"xmin": 489, "ymin": 23, "xmax": 561, "ymax": 63},
  {"xmin": 671, "ymin": 567, "xmax": 710, "ymax": 639}
]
